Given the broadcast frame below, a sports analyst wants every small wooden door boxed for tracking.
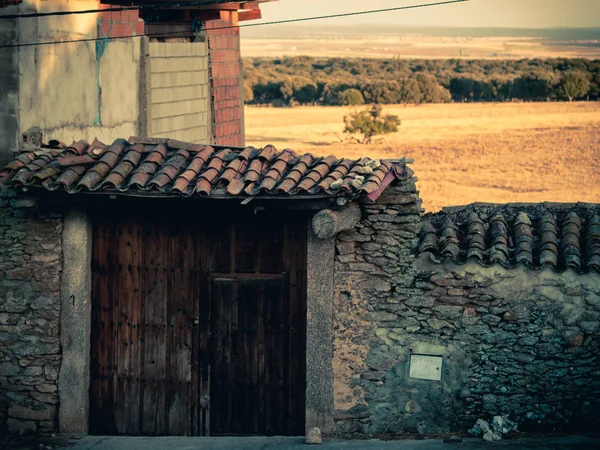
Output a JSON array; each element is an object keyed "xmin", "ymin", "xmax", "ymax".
[{"xmin": 89, "ymin": 207, "xmax": 307, "ymax": 436}]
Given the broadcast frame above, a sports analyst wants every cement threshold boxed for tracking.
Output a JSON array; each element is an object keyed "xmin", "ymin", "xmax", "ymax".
[{"xmin": 63, "ymin": 435, "xmax": 599, "ymax": 450}]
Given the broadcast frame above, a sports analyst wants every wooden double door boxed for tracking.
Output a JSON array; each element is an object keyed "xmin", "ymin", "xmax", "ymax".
[{"xmin": 89, "ymin": 207, "xmax": 307, "ymax": 436}]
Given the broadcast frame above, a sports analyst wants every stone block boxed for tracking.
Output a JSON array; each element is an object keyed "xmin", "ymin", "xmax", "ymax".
[
  {"xmin": 376, "ymin": 193, "xmax": 420, "ymax": 205},
  {"xmin": 336, "ymin": 241, "xmax": 354, "ymax": 255},
  {"xmin": 405, "ymin": 399, "xmax": 423, "ymax": 414},
  {"xmin": 9, "ymin": 402, "xmax": 55, "ymax": 421},
  {"xmin": 338, "ymin": 231, "xmax": 372, "ymax": 242},
  {"xmin": 359, "ymin": 278, "xmax": 391, "ymax": 292},
  {"xmin": 7, "ymin": 417, "xmax": 36, "ymax": 434},
  {"xmin": 44, "ymin": 364, "xmax": 59, "ymax": 380},
  {"xmin": 36, "ymin": 383, "xmax": 58, "ymax": 393},
  {"xmin": 0, "ymin": 361, "xmax": 20, "ymax": 376},
  {"xmin": 336, "ymin": 420, "xmax": 363, "ymax": 434},
  {"xmin": 23, "ymin": 365, "xmax": 42, "ymax": 376},
  {"xmin": 335, "ymin": 404, "xmax": 370, "ymax": 420}
]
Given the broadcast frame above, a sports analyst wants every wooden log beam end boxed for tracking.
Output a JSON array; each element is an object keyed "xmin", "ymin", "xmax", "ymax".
[{"xmin": 312, "ymin": 203, "xmax": 361, "ymax": 239}]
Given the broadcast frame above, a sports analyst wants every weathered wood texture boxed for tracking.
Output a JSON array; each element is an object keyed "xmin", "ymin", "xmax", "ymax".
[
  {"xmin": 312, "ymin": 203, "xmax": 361, "ymax": 239},
  {"xmin": 89, "ymin": 208, "xmax": 307, "ymax": 436}
]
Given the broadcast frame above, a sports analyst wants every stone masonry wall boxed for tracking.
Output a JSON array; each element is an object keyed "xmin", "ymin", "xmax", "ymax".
[
  {"xmin": 0, "ymin": 189, "xmax": 63, "ymax": 435},
  {"xmin": 332, "ymin": 182, "xmax": 600, "ymax": 437},
  {"xmin": 332, "ymin": 175, "xmax": 423, "ymax": 436}
]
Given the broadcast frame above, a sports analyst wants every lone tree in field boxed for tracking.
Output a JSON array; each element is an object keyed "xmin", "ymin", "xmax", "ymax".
[
  {"xmin": 558, "ymin": 71, "xmax": 591, "ymax": 102},
  {"xmin": 343, "ymin": 105, "xmax": 400, "ymax": 144}
]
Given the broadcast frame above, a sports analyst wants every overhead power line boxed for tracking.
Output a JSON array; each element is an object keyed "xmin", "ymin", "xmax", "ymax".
[
  {"xmin": 0, "ymin": 1, "xmax": 224, "ymax": 20},
  {"xmin": 0, "ymin": 0, "xmax": 469, "ymax": 49}
]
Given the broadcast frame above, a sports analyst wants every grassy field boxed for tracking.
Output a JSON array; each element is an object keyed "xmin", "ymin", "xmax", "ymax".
[{"xmin": 245, "ymin": 102, "xmax": 600, "ymax": 212}]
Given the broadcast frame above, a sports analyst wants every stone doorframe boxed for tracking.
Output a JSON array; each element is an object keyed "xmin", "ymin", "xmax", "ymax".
[{"xmin": 57, "ymin": 208, "xmax": 336, "ymax": 435}]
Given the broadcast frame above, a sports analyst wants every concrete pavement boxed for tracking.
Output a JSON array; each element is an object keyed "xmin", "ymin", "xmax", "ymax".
[{"xmin": 59, "ymin": 435, "xmax": 600, "ymax": 450}]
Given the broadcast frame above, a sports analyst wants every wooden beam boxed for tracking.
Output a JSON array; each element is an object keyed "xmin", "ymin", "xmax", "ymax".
[
  {"xmin": 239, "ymin": 8, "xmax": 261, "ymax": 21},
  {"xmin": 311, "ymin": 202, "xmax": 361, "ymax": 239}
]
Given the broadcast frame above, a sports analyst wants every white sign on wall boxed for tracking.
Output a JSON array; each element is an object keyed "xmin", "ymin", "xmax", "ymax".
[{"xmin": 409, "ymin": 354, "xmax": 443, "ymax": 381}]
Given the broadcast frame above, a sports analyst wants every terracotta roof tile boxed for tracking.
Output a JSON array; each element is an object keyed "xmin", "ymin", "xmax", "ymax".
[
  {"xmin": 1, "ymin": 137, "xmax": 410, "ymax": 200},
  {"xmin": 420, "ymin": 203, "xmax": 600, "ymax": 273}
]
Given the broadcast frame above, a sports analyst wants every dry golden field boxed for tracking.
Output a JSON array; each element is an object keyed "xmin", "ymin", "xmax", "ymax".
[
  {"xmin": 241, "ymin": 35, "xmax": 600, "ymax": 59},
  {"xmin": 245, "ymin": 102, "xmax": 600, "ymax": 212}
]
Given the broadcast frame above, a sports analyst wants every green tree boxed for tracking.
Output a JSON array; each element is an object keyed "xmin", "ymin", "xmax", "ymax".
[
  {"xmin": 558, "ymin": 71, "xmax": 591, "ymax": 101},
  {"xmin": 292, "ymin": 78, "xmax": 319, "ymax": 104},
  {"xmin": 361, "ymin": 81, "xmax": 401, "ymax": 104},
  {"xmin": 279, "ymin": 78, "xmax": 294, "ymax": 104},
  {"xmin": 243, "ymin": 80, "xmax": 254, "ymax": 104},
  {"xmin": 343, "ymin": 105, "xmax": 400, "ymax": 144},
  {"xmin": 398, "ymin": 78, "xmax": 423, "ymax": 105},
  {"xmin": 590, "ymin": 72, "xmax": 600, "ymax": 100},
  {"xmin": 513, "ymin": 71, "xmax": 554, "ymax": 101},
  {"xmin": 339, "ymin": 88, "xmax": 365, "ymax": 106},
  {"xmin": 415, "ymin": 73, "xmax": 451, "ymax": 103}
]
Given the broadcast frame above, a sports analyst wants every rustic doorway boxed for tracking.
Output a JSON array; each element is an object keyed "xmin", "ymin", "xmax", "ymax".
[{"xmin": 89, "ymin": 207, "xmax": 307, "ymax": 436}]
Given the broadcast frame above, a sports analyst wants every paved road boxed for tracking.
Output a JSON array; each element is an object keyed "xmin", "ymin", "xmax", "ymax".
[{"xmin": 60, "ymin": 435, "xmax": 599, "ymax": 450}]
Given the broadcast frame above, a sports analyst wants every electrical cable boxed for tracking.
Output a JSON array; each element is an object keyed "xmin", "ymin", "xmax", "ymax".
[
  {"xmin": 0, "ymin": 0, "xmax": 469, "ymax": 49},
  {"xmin": 0, "ymin": 0, "xmax": 234, "ymax": 20}
]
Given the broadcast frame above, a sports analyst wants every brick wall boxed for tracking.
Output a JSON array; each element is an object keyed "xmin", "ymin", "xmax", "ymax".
[
  {"xmin": 0, "ymin": 190, "xmax": 63, "ymax": 435},
  {"xmin": 149, "ymin": 41, "xmax": 211, "ymax": 143},
  {"xmin": 99, "ymin": 5, "xmax": 144, "ymax": 38},
  {"xmin": 205, "ymin": 16, "xmax": 244, "ymax": 147}
]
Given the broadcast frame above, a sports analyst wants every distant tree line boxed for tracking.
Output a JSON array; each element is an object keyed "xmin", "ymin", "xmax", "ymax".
[{"xmin": 242, "ymin": 57, "xmax": 600, "ymax": 106}]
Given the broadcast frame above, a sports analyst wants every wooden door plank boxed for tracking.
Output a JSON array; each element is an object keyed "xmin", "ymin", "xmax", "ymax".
[
  {"xmin": 113, "ymin": 220, "xmax": 132, "ymax": 434},
  {"xmin": 90, "ymin": 216, "xmax": 118, "ymax": 434},
  {"xmin": 189, "ymin": 223, "xmax": 201, "ymax": 437},
  {"xmin": 142, "ymin": 218, "xmax": 169, "ymax": 435},
  {"xmin": 127, "ymin": 218, "xmax": 143, "ymax": 435},
  {"xmin": 166, "ymin": 218, "xmax": 193, "ymax": 435},
  {"xmin": 256, "ymin": 281, "xmax": 266, "ymax": 434},
  {"xmin": 199, "ymin": 227, "xmax": 211, "ymax": 436}
]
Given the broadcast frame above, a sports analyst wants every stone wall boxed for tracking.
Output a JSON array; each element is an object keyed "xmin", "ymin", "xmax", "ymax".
[
  {"xmin": 0, "ymin": 189, "xmax": 63, "ymax": 435},
  {"xmin": 332, "ymin": 184, "xmax": 600, "ymax": 437}
]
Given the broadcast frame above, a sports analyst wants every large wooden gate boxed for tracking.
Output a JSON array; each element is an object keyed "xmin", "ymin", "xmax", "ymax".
[{"xmin": 89, "ymin": 207, "xmax": 307, "ymax": 436}]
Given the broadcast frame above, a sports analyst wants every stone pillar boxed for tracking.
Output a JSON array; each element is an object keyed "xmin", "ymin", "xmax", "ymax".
[
  {"xmin": 306, "ymin": 229, "xmax": 336, "ymax": 435},
  {"xmin": 58, "ymin": 208, "xmax": 92, "ymax": 433}
]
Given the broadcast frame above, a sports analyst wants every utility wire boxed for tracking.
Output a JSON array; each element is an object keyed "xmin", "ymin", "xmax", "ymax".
[
  {"xmin": 0, "ymin": 0, "xmax": 468, "ymax": 49},
  {"xmin": 0, "ymin": 0, "xmax": 228, "ymax": 20}
]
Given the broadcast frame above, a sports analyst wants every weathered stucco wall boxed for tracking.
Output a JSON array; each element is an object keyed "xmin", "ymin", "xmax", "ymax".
[
  {"xmin": 0, "ymin": 189, "xmax": 63, "ymax": 435},
  {"xmin": 332, "ymin": 188, "xmax": 600, "ymax": 437},
  {"xmin": 16, "ymin": 0, "xmax": 139, "ymax": 149},
  {"xmin": 0, "ymin": 6, "xmax": 19, "ymax": 166}
]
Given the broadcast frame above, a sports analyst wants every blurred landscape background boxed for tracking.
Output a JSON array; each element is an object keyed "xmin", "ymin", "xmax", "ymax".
[{"xmin": 239, "ymin": 0, "xmax": 600, "ymax": 211}]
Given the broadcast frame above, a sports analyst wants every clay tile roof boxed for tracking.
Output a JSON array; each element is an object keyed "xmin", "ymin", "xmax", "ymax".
[
  {"xmin": 0, "ymin": 137, "xmax": 411, "ymax": 200},
  {"xmin": 419, "ymin": 202, "xmax": 600, "ymax": 273}
]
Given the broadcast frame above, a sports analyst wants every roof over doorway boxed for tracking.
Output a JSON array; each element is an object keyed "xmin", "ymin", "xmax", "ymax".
[{"xmin": 0, "ymin": 137, "xmax": 411, "ymax": 200}]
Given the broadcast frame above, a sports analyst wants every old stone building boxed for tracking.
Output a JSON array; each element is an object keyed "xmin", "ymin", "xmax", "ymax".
[
  {"xmin": 0, "ymin": 137, "xmax": 599, "ymax": 437},
  {"xmin": 332, "ymin": 201, "xmax": 600, "ymax": 437}
]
